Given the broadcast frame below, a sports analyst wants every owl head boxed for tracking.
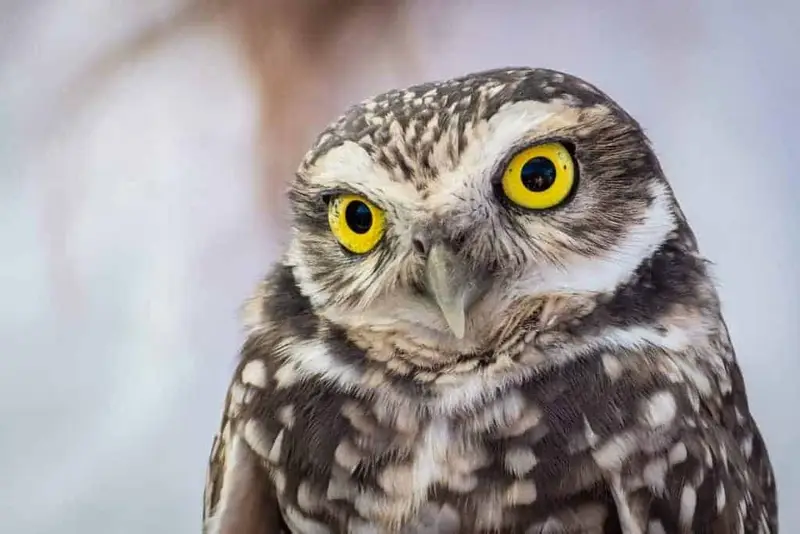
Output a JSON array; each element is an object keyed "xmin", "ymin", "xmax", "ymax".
[{"xmin": 286, "ymin": 68, "xmax": 687, "ymax": 351}]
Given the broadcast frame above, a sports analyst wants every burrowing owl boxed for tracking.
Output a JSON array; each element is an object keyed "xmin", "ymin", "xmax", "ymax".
[{"xmin": 202, "ymin": 67, "xmax": 777, "ymax": 533}]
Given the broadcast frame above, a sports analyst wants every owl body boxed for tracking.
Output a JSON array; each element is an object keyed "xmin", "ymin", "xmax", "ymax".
[{"xmin": 204, "ymin": 68, "xmax": 777, "ymax": 533}]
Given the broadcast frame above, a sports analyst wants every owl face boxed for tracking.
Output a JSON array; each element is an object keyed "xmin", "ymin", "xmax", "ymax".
[{"xmin": 287, "ymin": 68, "xmax": 678, "ymax": 348}]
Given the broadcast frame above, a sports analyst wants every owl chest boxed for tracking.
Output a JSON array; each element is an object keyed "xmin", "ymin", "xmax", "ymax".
[
  {"xmin": 268, "ymin": 388, "xmax": 614, "ymax": 533},
  {"xmin": 279, "ymin": 412, "xmax": 501, "ymax": 531},
  {"xmin": 322, "ymin": 407, "xmax": 495, "ymax": 503}
]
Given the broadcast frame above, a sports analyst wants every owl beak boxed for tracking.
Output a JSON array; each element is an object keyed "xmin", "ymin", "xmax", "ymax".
[{"xmin": 424, "ymin": 243, "xmax": 481, "ymax": 339}]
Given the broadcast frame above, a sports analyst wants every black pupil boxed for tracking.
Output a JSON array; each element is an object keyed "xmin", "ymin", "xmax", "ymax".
[
  {"xmin": 520, "ymin": 157, "xmax": 557, "ymax": 192},
  {"xmin": 345, "ymin": 201, "xmax": 373, "ymax": 234}
]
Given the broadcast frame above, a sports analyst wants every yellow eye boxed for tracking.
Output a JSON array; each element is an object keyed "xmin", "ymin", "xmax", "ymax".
[
  {"xmin": 501, "ymin": 142, "xmax": 576, "ymax": 210},
  {"xmin": 328, "ymin": 194, "xmax": 386, "ymax": 254}
]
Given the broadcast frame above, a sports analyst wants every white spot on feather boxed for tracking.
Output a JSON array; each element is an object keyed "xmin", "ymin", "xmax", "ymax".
[
  {"xmin": 679, "ymin": 485, "xmax": 697, "ymax": 527},
  {"xmin": 669, "ymin": 442, "xmax": 688, "ymax": 465},
  {"xmin": 641, "ymin": 391, "xmax": 677, "ymax": 428},
  {"xmin": 242, "ymin": 420, "xmax": 272, "ymax": 459},
  {"xmin": 602, "ymin": 353, "xmax": 624, "ymax": 380},
  {"xmin": 741, "ymin": 433, "xmax": 754, "ymax": 459},
  {"xmin": 506, "ymin": 480, "xmax": 537, "ymax": 505},
  {"xmin": 228, "ymin": 382, "xmax": 246, "ymax": 415},
  {"xmin": 413, "ymin": 418, "xmax": 451, "ymax": 495},
  {"xmin": 607, "ymin": 472, "xmax": 644, "ymax": 533},
  {"xmin": 241, "ymin": 360, "xmax": 268, "ymax": 388},
  {"xmin": 504, "ymin": 447, "xmax": 538, "ymax": 477},
  {"xmin": 643, "ymin": 458, "xmax": 668, "ymax": 493},
  {"xmin": 282, "ymin": 339, "xmax": 361, "ymax": 390},
  {"xmin": 716, "ymin": 484, "xmax": 727, "ymax": 513},
  {"xmin": 268, "ymin": 429, "xmax": 285, "ymax": 463},
  {"xmin": 593, "ymin": 432, "xmax": 640, "ymax": 471},
  {"xmin": 203, "ymin": 435, "xmax": 253, "ymax": 534},
  {"xmin": 671, "ymin": 357, "xmax": 713, "ymax": 396},
  {"xmin": 283, "ymin": 506, "xmax": 331, "ymax": 534}
]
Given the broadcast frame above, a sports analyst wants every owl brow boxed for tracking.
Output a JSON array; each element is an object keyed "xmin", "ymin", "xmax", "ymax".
[
  {"xmin": 317, "ymin": 187, "xmax": 349, "ymax": 204},
  {"xmin": 316, "ymin": 188, "xmax": 393, "ymax": 216}
]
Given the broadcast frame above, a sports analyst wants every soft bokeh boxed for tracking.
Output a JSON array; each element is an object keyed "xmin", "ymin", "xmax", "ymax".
[{"xmin": 2, "ymin": 1, "xmax": 797, "ymax": 532}]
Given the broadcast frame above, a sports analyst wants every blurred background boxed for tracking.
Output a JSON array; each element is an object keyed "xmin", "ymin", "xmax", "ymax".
[{"xmin": 1, "ymin": 1, "xmax": 798, "ymax": 532}]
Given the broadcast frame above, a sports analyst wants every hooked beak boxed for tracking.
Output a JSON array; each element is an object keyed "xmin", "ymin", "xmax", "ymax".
[{"xmin": 423, "ymin": 243, "xmax": 486, "ymax": 339}]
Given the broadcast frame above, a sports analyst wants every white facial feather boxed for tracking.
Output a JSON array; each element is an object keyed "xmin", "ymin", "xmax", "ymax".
[
  {"xmin": 511, "ymin": 181, "xmax": 676, "ymax": 296},
  {"xmin": 304, "ymin": 140, "xmax": 421, "ymax": 212},
  {"xmin": 286, "ymin": 248, "xmax": 331, "ymax": 308}
]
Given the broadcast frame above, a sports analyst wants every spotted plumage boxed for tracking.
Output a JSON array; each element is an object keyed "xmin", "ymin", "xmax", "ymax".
[{"xmin": 203, "ymin": 67, "xmax": 777, "ymax": 533}]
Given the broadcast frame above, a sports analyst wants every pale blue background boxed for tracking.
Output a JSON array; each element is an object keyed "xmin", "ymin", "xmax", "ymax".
[{"xmin": 1, "ymin": 1, "xmax": 797, "ymax": 532}]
